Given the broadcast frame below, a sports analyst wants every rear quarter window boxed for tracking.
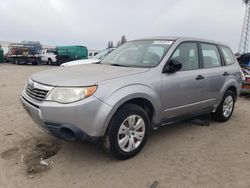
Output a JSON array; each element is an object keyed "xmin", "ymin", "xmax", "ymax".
[{"xmin": 220, "ymin": 46, "xmax": 235, "ymax": 65}]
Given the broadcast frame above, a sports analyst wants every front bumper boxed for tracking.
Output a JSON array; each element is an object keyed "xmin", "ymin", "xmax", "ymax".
[{"xmin": 20, "ymin": 90, "xmax": 112, "ymax": 141}]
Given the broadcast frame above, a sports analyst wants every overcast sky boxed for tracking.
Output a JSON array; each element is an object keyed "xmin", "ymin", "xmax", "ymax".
[{"xmin": 0, "ymin": 0, "xmax": 246, "ymax": 51}]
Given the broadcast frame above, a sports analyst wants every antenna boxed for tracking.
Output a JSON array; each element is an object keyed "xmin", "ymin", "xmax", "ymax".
[{"xmin": 239, "ymin": 0, "xmax": 250, "ymax": 54}]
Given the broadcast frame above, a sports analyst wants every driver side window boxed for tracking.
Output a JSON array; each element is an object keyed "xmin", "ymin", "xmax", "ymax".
[{"xmin": 170, "ymin": 42, "xmax": 199, "ymax": 71}]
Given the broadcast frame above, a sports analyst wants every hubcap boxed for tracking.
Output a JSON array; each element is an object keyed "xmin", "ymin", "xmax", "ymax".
[
  {"xmin": 223, "ymin": 95, "xmax": 234, "ymax": 118},
  {"xmin": 118, "ymin": 115, "xmax": 145, "ymax": 152}
]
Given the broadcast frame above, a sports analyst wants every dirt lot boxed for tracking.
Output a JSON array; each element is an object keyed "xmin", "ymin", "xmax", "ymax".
[{"xmin": 0, "ymin": 64, "xmax": 250, "ymax": 188}]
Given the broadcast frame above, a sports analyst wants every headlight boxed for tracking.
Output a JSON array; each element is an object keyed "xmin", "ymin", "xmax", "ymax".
[{"xmin": 46, "ymin": 86, "xmax": 97, "ymax": 103}]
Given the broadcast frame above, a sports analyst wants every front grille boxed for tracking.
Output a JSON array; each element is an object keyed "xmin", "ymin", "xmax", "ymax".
[{"xmin": 25, "ymin": 84, "xmax": 49, "ymax": 101}]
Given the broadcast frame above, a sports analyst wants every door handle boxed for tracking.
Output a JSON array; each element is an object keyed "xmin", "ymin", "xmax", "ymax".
[
  {"xmin": 196, "ymin": 75, "xmax": 205, "ymax": 80},
  {"xmin": 223, "ymin": 72, "xmax": 229, "ymax": 76}
]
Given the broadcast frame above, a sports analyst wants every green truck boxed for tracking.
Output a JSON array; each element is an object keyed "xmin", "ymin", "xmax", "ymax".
[
  {"xmin": 0, "ymin": 46, "xmax": 4, "ymax": 63},
  {"xmin": 56, "ymin": 46, "xmax": 88, "ymax": 65}
]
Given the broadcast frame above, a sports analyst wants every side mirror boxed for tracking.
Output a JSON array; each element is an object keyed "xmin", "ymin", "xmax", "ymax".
[{"xmin": 162, "ymin": 59, "xmax": 182, "ymax": 73}]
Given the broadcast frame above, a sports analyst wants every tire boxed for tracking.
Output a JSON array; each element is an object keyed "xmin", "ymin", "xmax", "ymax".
[
  {"xmin": 104, "ymin": 104, "xmax": 150, "ymax": 160},
  {"xmin": 32, "ymin": 61, "xmax": 38, "ymax": 65},
  {"xmin": 212, "ymin": 90, "xmax": 235, "ymax": 122},
  {"xmin": 48, "ymin": 58, "xmax": 52, "ymax": 65}
]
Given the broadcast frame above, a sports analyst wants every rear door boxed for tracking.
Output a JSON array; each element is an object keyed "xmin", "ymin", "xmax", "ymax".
[{"xmin": 199, "ymin": 43, "xmax": 228, "ymax": 101}]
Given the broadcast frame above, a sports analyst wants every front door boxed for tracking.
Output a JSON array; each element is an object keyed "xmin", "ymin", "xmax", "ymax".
[{"xmin": 161, "ymin": 42, "xmax": 210, "ymax": 119}]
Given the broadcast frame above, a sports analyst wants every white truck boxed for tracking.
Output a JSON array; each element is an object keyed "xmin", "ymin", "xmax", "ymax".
[
  {"xmin": 40, "ymin": 49, "xmax": 57, "ymax": 65},
  {"xmin": 88, "ymin": 49, "xmax": 100, "ymax": 58}
]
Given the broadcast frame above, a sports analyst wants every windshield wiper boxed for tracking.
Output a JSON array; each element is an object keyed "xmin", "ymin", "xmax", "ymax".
[{"xmin": 110, "ymin": 63, "xmax": 129, "ymax": 67}]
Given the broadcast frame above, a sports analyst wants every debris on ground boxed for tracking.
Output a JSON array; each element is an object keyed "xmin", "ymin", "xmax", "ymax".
[
  {"xmin": 21, "ymin": 154, "xmax": 24, "ymax": 162},
  {"xmin": 4, "ymin": 133, "xmax": 13, "ymax": 136},
  {"xmin": 23, "ymin": 139, "xmax": 61, "ymax": 174},
  {"xmin": 1, "ymin": 147, "xmax": 19, "ymax": 160},
  {"xmin": 150, "ymin": 180, "xmax": 159, "ymax": 188},
  {"xmin": 0, "ymin": 136, "xmax": 61, "ymax": 174},
  {"xmin": 40, "ymin": 159, "xmax": 51, "ymax": 167},
  {"xmin": 29, "ymin": 175, "xmax": 35, "ymax": 179}
]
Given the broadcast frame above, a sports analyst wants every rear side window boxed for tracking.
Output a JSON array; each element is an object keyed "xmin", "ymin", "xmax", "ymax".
[
  {"xmin": 220, "ymin": 46, "xmax": 235, "ymax": 65},
  {"xmin": 201, "ymin": 43, "xmax": 221, "ymax": 68},
  {"xmin": 170, "ymin": 42, "xmax": 199, "ymax": 71}
]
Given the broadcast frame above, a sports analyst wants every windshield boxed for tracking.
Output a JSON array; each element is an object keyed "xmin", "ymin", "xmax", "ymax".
[
  {"xmin": 93, "ymin": 48, "xmax": 114, "ymax": 60},
  {"xmin": 101, "ymin": 40, "xmax": 173, "ymax": 68}
]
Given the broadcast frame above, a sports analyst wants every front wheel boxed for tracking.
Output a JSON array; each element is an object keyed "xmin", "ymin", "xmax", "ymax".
[
  {"xmin": 47, "ymin": 58, "xmax": 52, "ymax": 65},
  {"xmin": 104, "ymin": 104, "xmax": 150, "ymax": 160},
  {"xmin": 212, "ymin": 90, "xmax": 235, "ymax": 122}
]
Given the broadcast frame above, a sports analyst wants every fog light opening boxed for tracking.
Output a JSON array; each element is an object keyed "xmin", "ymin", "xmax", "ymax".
[{"xmin": 60, "ymin": 127, "xmax": 76, "ymax": 141}]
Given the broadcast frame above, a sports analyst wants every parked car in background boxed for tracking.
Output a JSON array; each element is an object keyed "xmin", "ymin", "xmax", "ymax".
[
  {"xmin": 88, "ymin": 50, "xmax": 100, "ymax": 58},
  {"xmin": 240, "ymin": 67, "xmax": 250, "ymax": 95},
  {"xmin": 236, "ymin": 53, "xmax": 250, "ymax": 95},
  {"xmin": 40, "ymin": 48, "xmax": 57, "ymax": 65},
  {"xmin": 61, "ymin": 48, "xmax": 115, "ymax": 67},
  {"xmin": 237, "ymin": 53, "xmax": 250, "ymax": 67},
  {"xmin": 5, "ymin": 46, "xmax": 40, "ymax": 65},
  {"xmin": 20, "ymin": 37, "xmax": 242, "ymax": 160},
  {"xmin": 56, "ymin": 46, "xmax": 88, "ymax": 65}
]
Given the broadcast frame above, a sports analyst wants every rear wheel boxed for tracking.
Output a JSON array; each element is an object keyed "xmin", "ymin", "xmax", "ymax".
[
  {"xmin": 212, "ymin": 90, "xmax": 235, "ymax": 122},
  {"xmin": 32, "ymin": 61, "xmax": 38, "ymax": 65},
  {"xmin": 104, "ymin": 104, "xmax": 150, "ymax": 160}
]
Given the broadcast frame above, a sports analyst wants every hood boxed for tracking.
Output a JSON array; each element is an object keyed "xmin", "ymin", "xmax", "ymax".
[
  {"xmin": 60, "ymin": 59, "xmax": 100, "ymax": 67},
  {"xmin": 31, "ymin": 64, "xmax": 149, "ymax": 86}
]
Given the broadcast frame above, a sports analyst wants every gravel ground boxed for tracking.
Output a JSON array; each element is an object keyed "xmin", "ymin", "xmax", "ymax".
[{"xmin": 0, "ymin": 64, "xmax": 250, "ymax": 188}]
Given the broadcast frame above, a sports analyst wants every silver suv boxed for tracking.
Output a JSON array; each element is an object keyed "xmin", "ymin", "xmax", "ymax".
[{"xmin": 20, "ymin": 37, "xmax": 242, "ymax": 159}]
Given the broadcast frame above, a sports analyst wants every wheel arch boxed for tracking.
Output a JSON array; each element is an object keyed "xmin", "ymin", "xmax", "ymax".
[
  {"xmin": 99, "ymin": 84, "xmax": 162, "ymax": 136},
  {"xmin": 216, "ymin": 78, "xmax": 240, "ymax": 107},
  {"xmin": 227, "ymin": 86, "xmax": 237, "ymax": 98},
  {"xmin": 117, "ymin": 97, "xmax": 155, "ymax": 122}
]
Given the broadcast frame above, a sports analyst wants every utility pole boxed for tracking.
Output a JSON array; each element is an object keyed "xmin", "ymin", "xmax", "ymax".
[{"xmin": 239, "ymin": 0, "xmax": 250, "ymax": 54}]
